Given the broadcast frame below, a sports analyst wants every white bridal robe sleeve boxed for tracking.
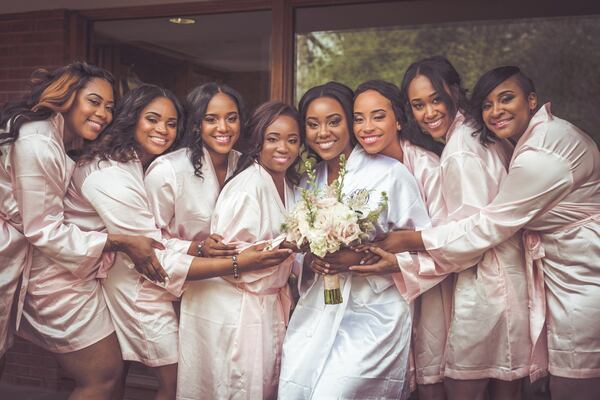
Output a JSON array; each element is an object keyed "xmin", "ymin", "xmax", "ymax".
[
  {"xmin": 178, "ymin": 162, "xmax": 294, "ymax": 400},
  {"xmin": 423, "ymin": 104, "xmax": 600, "ymax": 379},
  {"xmin": 144, "ymin": 147, "xmax": 244, "ymax": 400},
  {"xmin": 8, "ymin": 114, "xmax": 114, "ymax": 353},
  {"xmin": 74, "ymin": 157, "xmax": 194, "ymax": 366},
  {"xmin": 279, "ymin": 146, "xmax": 430, "ymax": 400}
]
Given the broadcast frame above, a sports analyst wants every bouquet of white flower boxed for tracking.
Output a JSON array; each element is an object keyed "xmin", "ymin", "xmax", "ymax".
[{"xmin": 282, "ymin": 154, "xmax": 387, "ymax": 304}]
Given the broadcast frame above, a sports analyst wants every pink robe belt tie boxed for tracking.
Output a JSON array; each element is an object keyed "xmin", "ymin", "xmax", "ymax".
[{"xmin": 523, "ymin": 212, "xmax": 600, "ymax": 381}]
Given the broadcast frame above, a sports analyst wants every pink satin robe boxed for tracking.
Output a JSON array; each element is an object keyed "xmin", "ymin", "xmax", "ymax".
[
  {"xmin": 71, "ymin": 156, "xmax": 194, "ymax": 366},
  {"xmin": 425, "ymin": 112, "xmax": 531, "ymax": 381},
  {"xmin": 4, "ymin": 114, "xmax": 112, "ymax": 353},
  {"xmin": 399, "ymin": 139, "xmax": 453, "ymax": 385},
  {"xmin": 143, "ymin": 147, "xmax": 240, "ymax": 399},
  {"xmin": 178, "ymin": 162, "xmax": 294, "ymax": 400},
  {"xmin": 423, "ymin": 104, "xmax": 600, "ymax": 379},
  {"xmin": 0, "ymin": 148, "xmax": 30, "ymax": 357}
]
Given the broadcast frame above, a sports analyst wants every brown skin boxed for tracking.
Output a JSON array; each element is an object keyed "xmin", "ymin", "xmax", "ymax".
[
  {"xmin": 135, "ymin": 96, "xmax": 179, "ymax": 169},
  {"xmin": 104, "ymin": 234, "xmax": 168, "ymax": 282},
  {"xmin": 407, "ymin": 74, "xmax": 454, "ymax": 140},
  {"xmin": 481, "ymin": 75, "xmax": 537, "ymax": 142},
  {"xmin": 258, "ymin": 115, "xmax": 301, "ymax": 203},
  {"xmin": 353, "ymin": 89, "xmax": 404, "ymax": 160},
  {"xmin": 184, "ymin": 243, "xmax": 292, "ymax": 281},
  {"xmin": 62, "ymin": 78, "xmax": 115, "ymax": 149},
  {"xmin": 304, "ymin": 96, "xmax": 353, "ymax": 184},
  {"xmin": 201, "ymin": 92, "xmax": 242, "ymax": 187},
  {"xmin": 348, "ymin": 230, "xmax": 424, "ymax": 274}
]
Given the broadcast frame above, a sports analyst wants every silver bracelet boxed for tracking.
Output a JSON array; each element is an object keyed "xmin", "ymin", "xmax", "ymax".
[
  {"xmin": 232, "ymin": 255, "xmax": 240, "ymax": 279},
  {"xmin": 196, "ymin": 242, "xmax": 204, "ymax": 256}
]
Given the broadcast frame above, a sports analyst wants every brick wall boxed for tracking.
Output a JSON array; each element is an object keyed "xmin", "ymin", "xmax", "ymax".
[
  {"xmin": 0, "ymin": 10, "xmax": 69, "ymax": 106},
  {"xmin": 0, "ymin": 8, "xmax": 72, "ymax": 392},
  {"xmin": 2, "ymin": 337, "xmax": 64, "ymax": 390}
]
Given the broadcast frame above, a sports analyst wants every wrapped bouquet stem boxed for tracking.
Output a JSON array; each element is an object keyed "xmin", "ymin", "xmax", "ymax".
[
  {"xmin": 323, "ymin": 275, "xmax": 343, "ymax": 304},
  {"xmin": 283, "ymin": 154, "xmax": 387, "ymax": 304}
]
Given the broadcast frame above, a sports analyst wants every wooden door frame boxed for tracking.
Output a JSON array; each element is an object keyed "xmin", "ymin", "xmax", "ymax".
[{"xmin": 75, "ymin": 0, "xmax": 600, "ymax": 105}]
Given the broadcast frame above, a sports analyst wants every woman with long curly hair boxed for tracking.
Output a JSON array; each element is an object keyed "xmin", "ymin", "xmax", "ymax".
[
  {"xmin": 73, "ymin": 85, "xmax": 291, "ymax": 399},
  {"xmin": 0, "ymin": 62, "xmax": 167, "ymax": 399}
]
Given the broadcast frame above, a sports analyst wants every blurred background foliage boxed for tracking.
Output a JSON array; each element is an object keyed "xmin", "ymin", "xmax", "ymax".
[{"xmin": 295, "ymin": 15, "xmax": 600, "ymax": 144}]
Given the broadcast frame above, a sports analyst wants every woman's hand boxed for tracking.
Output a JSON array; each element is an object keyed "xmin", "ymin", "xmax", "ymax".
[
  {"xmin": 310, "ymin": 248, "xmax": 364, "ymax": 275},
  {"xmin": 202, "ymin": 234, "xmax": 238, "ymax": 258},
  {"xmin": 107, "ymin": 234, "xmax": 168, "ymax": 283},
  {"xmin": 349, "ymin": 246, "xmax": 399, "ymax": 275},
  {"xmin": 237, "ymin": 243, "xmax": 293, "ymax": 271},
  {"xmin": 280, "ymin": 240, "xmax": 308, "ymax": 253}
]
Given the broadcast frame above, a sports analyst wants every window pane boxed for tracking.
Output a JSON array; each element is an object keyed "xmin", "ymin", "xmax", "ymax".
[
  {"xmin": 93, "ymin": 10, "xmax": 271, "ymax": 111},
  {"xmin": 295, "ymin": 3, "xmax": 600, "ymax": 142}
]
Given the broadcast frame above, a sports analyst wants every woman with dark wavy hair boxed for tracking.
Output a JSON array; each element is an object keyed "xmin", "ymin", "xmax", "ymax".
[
  {"xmin": 355, "ymin": 57, "xmax": 531, "ymax": 400},
  {"xmin": 73, "ymin": 86, "xmax": 291, "ymax": 399},
  {"xmin": 0, "ymin": 62, "xmax": 167, "ymax": 399},
  {"xmin": 177, "ymin": 101, "xmax": 300, "ymax": 399}
]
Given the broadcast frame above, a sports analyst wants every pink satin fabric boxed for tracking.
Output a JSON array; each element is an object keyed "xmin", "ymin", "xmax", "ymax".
[
  {"xmin": 71, "ymin": 155, "xmax": 194, "ymax": 366},
  {"xmin": 6, "ymin": 114, "xmax": 113, "ymax": 353},
  {"xmin": 423, "ymin": 104, "xmax": 600, "ymax": 379},
  {"xmin": 171, "ymin": 162, "xmax": 294, "ymax": 400},
  {"xmin": 424, "ymin": 112, "xmax": 531, "ymax": 381},
  {"xmin": 397, "ymin": 139, "xmax": 453, "ymax": 386}
]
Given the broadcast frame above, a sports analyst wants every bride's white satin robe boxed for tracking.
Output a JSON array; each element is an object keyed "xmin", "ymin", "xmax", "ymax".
[
  {"xmin": 174, "ymin": 162, "xmax": 295, "ymax": 400},
  {"xmin": 4, "ymin": 114, "xmax": 112, "ymax": 354},
  {"xmin": 71, "ymin": 156, "xmax": 195, "ymax": 366},
  {"xmin": 278, "ymin": 146, "xmax": 430, "ymax": 400},
  {"xmin": 423, "ymin": 104, "xmax": 600, "ymax": 379}
]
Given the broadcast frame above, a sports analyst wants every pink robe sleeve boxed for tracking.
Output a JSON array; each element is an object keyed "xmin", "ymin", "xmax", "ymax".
[
  {"xmin": 12, "ymin": 134, "xmax": 106, "ymax": 279},
  {"xmin": 414, "ymin": 152, "xmax": 504, "ymax": 276},
  {"xmin": 442, "ymin": 152, "xmax": 503, "ymax": 221},
  {"xmin": 389, "ymin": 161, "xmax": 447, "ymax": 301},
  {"xmin": 81, "ymin": 164, "xmax": 193, "ymax": 297},
  {"xmin": 144, "ymin": 158, "xmax": 191, "ymax": 253},
  {"xmin": 211, "ymin": 190, "xmax": 291, "ymax": 285},
  {"xmin": 423, "ymin": 147, "xmax": 574, "ymax": 268}
]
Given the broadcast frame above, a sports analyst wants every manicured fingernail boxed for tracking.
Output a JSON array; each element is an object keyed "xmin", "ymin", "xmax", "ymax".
[{"xmin": 360, "ymin": 260, "xmax": 365, "ymax": 265}]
